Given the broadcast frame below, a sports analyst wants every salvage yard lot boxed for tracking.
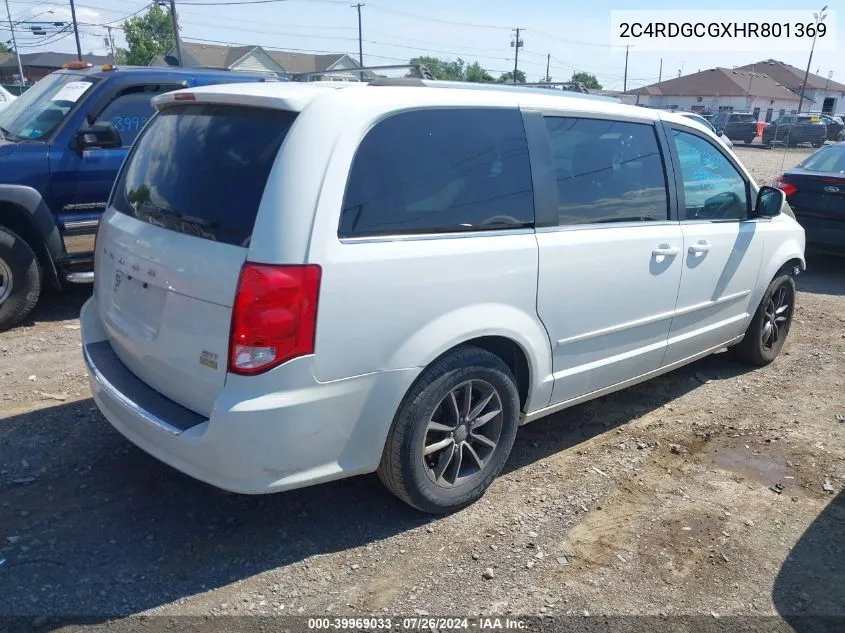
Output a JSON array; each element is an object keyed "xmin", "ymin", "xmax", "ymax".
[{"xmin": 0, "ymin": 145, "xmax": 843, "ymax": 622}]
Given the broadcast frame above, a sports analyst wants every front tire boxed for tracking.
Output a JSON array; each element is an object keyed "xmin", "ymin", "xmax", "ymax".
[
  {"xmin": 732, "ymin": 274, "xmax": 795, "ymax": 366},
  {"xmin": 377, "ymin": 346, "xmax": 520, "ymax": 514},
  {"xmin": 0, "ymin": 226, "xmax": 42, "ymax": 332}
]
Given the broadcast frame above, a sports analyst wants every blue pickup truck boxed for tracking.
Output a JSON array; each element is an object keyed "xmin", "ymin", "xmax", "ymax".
[{"xmin": 0, "ymin": 63, "xmax": 279, "ymax": 330}]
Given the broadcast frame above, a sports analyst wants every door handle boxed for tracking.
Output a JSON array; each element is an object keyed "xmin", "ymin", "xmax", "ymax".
[
  {"xmin": 688, "ymin": 241, "xmax": 711, "ymax": 255},
  {"xmin": 652, "ymin": 246, "xmax": 680, "ymax": 257}
]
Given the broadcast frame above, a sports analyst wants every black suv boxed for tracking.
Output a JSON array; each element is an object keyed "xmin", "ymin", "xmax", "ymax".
[
  {"xmin": 713, "ymin": 112, "xmax": 758, "ymax": 144},
  {"xmin": 762, "ymin": 114, "xmax": 827, "ymax": 148}
]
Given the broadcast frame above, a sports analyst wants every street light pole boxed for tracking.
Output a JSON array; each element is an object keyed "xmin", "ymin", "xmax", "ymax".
[
  {"xmin": 797, "ymin": 5, "xmax": 827, "ymax": 113},
  {"xmin": 4, "ymin": 0, "xmax": 26, "ymax": 87}
]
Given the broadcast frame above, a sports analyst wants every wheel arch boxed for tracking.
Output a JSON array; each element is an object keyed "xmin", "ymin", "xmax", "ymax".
[
  {"xmin": 0, "ymin": 186, "xmax": 63, "ymax": 289},
  {"xmin": 749, "ymin": 240, "xmax": 806, "ymax": 315},
  {"xmin": 387, "ymin": 304, "xmax": 554, "ymax": 414}
]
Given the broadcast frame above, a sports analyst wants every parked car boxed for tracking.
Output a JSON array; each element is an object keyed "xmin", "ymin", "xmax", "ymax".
[
  {"xmin": 762, "ymin": 114, "xmax": 827, "ymax": 148},
  {"xmin": 713, "ymin": 112, "xmax": 759, "ymax": 144},
  {"xmin": 81, "ymin": 81, "xmax": 805, "ymax": 514},
  {"xmin": 773, "ymin": 141, "xmax": 845, "ymax": 254},
  {"xmin": 0, "ymin": 85, "xmax": 16, "ymax": 111},
  {"xmin": 677, "ymin": 111, "xmax": 734, "ymax": 149},
  {"xmin": 0, "ymin": 63, "xmax": 281, "ymax": 331},
  {"xmin": 816, "ymin": 114, "xmax": 845, "ymax": 142}
]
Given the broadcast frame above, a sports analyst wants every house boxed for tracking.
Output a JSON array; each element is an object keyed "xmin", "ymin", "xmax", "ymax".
[
  {"xmin": 0, "ymin": 51, "xmax": 114, "ymax": 85},
  {"xmin": 150, "ymin": 42, "xmax": 368, "ymax": 81},
  {"xmin": 627, "ymin": 67, "xmax": 802, "ymax": 122},
  {"xmin": 735, "ymin": 60, "xmax": 845, "ymax": 115}
]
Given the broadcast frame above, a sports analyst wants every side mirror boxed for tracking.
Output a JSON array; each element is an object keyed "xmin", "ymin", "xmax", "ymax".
[
  {"xmin": 72, "ymin": 121, "xmax": 122, "ymax": 151},
  {"xmin": 754, "ymin": 185, "xmax": 785, "ymax": 218}
]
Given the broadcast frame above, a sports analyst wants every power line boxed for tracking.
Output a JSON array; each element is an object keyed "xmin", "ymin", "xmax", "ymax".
[{"xmin": 367, "ymin": 3, "xmax": 510, "ymax": 30}]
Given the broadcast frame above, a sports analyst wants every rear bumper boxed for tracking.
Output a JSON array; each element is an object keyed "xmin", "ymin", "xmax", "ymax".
[
  {"xmin": 81, "ymin": 297, "xmax": 419, "ymax": 494},
  {"xmin": 793, "ymin": 212, "xmax": 845, "ymax": 252}
]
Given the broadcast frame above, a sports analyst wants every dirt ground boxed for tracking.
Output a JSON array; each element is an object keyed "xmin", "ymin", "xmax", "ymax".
[{"xmin": 0, "ymin": 145, "xmax": 843, "ymax": 627}]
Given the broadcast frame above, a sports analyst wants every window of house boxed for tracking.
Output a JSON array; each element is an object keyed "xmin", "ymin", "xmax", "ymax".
[{"xmin": 544, "ymin": 116, "xmax": 669, "ymax": 225}]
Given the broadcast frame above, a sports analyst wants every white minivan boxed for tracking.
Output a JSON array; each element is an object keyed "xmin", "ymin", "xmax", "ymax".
[{"xmin": 81, "ymin": 80, "xmax": 805, "ymax": 514}]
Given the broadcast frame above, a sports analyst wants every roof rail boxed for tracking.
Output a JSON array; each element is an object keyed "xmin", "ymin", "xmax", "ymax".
[{"xmin": 291, "ymin": 63, "xmax": 434, "ymax": 82}]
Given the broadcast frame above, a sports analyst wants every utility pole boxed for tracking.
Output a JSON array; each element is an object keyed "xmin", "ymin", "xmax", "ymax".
[
  {"xmin": 658, "ymin": 58, "xmax": 662, "ymax": 83},
  {"xmin": 798, "ymin": 5, "xmax": 827, "ymax": 113},
  {"xmin": 4, "ymin": 0, "xmax": 25, "ymax": 87},
  {"xmin": 510, "ymin": 27, "xmax": 523, "ymax": 84},
  {"xmin": 168, "ymin": 0, "xmax": 183, "ymax": 66},
  {"xmin": 545, "ymin": 53, "xmax": 550, "ymax": 83},
  {"xmin": 106, "ymin": 25, "xmax": 116, "ymax": 61},
  {"xmin": 623, "ymin": 45, "xmax": 629, "ymax": 92},
  {"xmin": 352, "ymin": 3, "xmax": 364, "ymax": 80},
  {"xmin": 823, "ymin": 70, "xmax": 833, "ymax": 112},
  {"xmin": 69, "ymin": 0, "xmax": 82, "ymax": 61}
]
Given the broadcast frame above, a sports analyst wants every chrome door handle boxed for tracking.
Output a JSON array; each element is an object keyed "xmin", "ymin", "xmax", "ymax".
[
  {"xmin": 652, "ymin": 246, "xmax": 680, "ymax": 257},
  {"xmin": 688, "ymin": 241, "xmax": 711, "ymax": 255}
]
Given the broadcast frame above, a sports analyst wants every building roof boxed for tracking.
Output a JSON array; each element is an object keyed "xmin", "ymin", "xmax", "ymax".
[
  {"xmin": 627, "ymin": 67, "xmax": 802, "ymax": 101},
  {"xmin": 0, "ymin": 51, "xmax": 113, "ymax": 69},
  {"xmin": 175, "ymin": 42, "xmax": 257, "ymax": 69},
  {"xmin": 265, "ymin": 51, "xmax": 349, "ymax": 74},
  {"xmin": 736, "ymin": 59, "xmax": 845, "ymax": 93}
]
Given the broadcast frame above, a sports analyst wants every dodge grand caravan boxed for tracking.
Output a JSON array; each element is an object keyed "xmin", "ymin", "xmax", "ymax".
[{"xmin": 81, "ymin": 80, "xmax": 805, "ymax": 514}]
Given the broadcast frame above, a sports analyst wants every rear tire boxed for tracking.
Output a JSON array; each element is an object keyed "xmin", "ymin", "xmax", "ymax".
[
  {"xmin": 732, "ymin": 274, "xmax": 795, "ymax": 366},
  {"xmin": 0, "ymin": 226, "xmax": 42, "ymax": 332},
  {"xmin": 377, "ymin": 346, "xmax": 520, "ymax": 514}
]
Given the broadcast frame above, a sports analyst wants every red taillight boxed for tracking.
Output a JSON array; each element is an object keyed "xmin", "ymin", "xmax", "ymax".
[
  {"xmin": 173, "ymin": 92, "xmax": 196, "ymax": 101},
  {"xmin": 228, "ymin": 263, "xmax": 321, "ymax": 375},
  {"xmin": 773, "ymin": 177, "xmax": 797, "ymax": 197}
]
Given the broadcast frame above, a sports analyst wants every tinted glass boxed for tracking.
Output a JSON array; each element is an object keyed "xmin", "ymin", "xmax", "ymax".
[
  {"xmin": 797, "ymin": 143, "xmax": 845, "ymax": 172},
  {"xmin": 114, "ymin": 104, "xmax": 296, "ymax": 246},
  {"xmin": 339, "ymin": 108, "xmax": 533, "ymax": 237},
  {"xmin": 544, "ymin": 117, "xmax": 668, "ymax": 225},
  {"xmin": 96, "ymin": 85, "xmax": 181, "ymax": 146},
  {"xmin": 672, "ymin": 130, "xmax": 749, "ymax": 221},
  {"xmin": 730, "ymin": 114, "xmax": 756, "ymax": 123}
]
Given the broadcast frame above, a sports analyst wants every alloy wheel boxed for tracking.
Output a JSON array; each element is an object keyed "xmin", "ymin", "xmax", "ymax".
[
  {"xmin": 0, "ymin": 258, "xmax": 12, "ymax": 306},
  {"xmin": 422, "ymin": 379, "xmax": 504, "ymax": 488},
  {"xmin": 762, "ymin": 284, "xmax": 791, "ymax": 351}
]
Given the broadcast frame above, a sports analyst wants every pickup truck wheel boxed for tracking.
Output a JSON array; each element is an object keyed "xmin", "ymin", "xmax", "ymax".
[
  {"xmin": 0, "ymin": 226, "xmax": 42, "ymax": 331},
  {"xmin": 732, "ymin": 274, "xmax": 795, "ymax": 366},
  {"xmin": 377, "ymin": 346, "xmax": 519, "ymax": 514}
]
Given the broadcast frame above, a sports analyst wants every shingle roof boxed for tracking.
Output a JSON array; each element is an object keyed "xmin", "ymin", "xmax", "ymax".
[
  {"xmin": 264, "ymin": 51, "xmax": 348, "ymax": 74},
  {"xmin": 177, "ymin": 42, "xmax": 256, "ymax": 69},
  {"xmin": 627, "ymin": 67, "xmax": 802, "ymax": 101},
  {"xmin": 735, "ymin": 59, "xmax": 845, "ymax": 93},
  {"xmin": 0, "ymin": 52, "xmax": 113, "ymax": 68}
]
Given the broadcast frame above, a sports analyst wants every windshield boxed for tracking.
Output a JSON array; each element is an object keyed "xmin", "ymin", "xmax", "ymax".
[
  {"xmin": 683, "ymin": 114, "xmax": 716, "ymax": 133},
  {"xmin": 729, "ymin": 114, "xmax": 756, "ymax": 123},
  {"xmin": 0, "ymin": 73, "xmax": 97, "ymax": 141}
]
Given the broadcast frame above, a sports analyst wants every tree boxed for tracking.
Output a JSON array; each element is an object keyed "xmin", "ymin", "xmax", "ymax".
[
  {"xmin": 464, "ymin": 61, "xmax": 494, "ymax": 83},
  {"xmin": 410, "ymin": 56, "xmax": 466, "ymax": 81},
  {"xmin": 571, "ymin": 72, "xmax": 602, "ymax": 90},
  {"xmin": 497, "ymin": 70, "xmax": 526, "ymax": 84},
  {"xmin": 0, "ymin": 42, "xmax": 9, "ymax": 54},
  {"xmin": 118, "ymin": 4, "xmax": 174, "ymax": 66}
]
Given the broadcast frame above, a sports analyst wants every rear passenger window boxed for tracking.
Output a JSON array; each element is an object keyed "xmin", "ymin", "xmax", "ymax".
[
  {"xmin": 544, "ymin": 117, "xmax": 669, "ymax": 225},
  {"xmin": 339, "ymin": 108, "xmax": 534, "ymax": 238}
]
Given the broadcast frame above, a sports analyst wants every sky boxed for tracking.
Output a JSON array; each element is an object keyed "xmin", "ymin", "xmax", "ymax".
[{"xmin": 3, "ymin": 0, "xmax": 843, "ymax": 92}]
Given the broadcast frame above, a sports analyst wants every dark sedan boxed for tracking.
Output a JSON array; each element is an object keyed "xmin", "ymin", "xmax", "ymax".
[
  {"xmin": 819, "ymin": 114, "xmax": 845, "ymax": 141},
  {"xmin": 774, "ymin": 142, "xmax": 845, "ymax": 253},
  {"xmin": 762, "ymin": 114, "xmax": 827, "ymax": 148}
]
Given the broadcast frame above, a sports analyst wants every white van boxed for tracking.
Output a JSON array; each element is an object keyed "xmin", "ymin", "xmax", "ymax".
[{"xmin": 81, "ymin": 80, "xmax": 805, "ymax": 514}]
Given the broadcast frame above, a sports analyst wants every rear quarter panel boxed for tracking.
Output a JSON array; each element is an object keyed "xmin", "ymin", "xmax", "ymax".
[{"xmin": 279, "ymin": 92, "xmax": 554, "ymax": 413}]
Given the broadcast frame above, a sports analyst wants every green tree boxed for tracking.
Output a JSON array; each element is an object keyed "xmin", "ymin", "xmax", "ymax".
[
  {"xmin": 465, "ymin": 61, "xmax": 494, "ymax": 83},
  {"xmin": 571, "ymin": 72, "xmax": 602, "ymax": 90},
  {"xmin": 0, "ymin": 42, "xmax": 9, "ymax": 54},
  {"xmin": 497, "ymin": 70, "xmax": 526, "ymax": 84},
  {"xmin": 118, "ymin": 4, "xmax": 174, "ymax": 66}
]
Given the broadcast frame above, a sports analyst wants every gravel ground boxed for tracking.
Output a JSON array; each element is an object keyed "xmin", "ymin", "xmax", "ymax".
[{"xmin": 0, "ymin": 145, "xmax": 843, "ymax": 627}]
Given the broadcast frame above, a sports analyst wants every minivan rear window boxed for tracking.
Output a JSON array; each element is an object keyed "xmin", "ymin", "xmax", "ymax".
[{"xmin": 114, "ymin": 104, "xmax": 296, "ymax": 246}]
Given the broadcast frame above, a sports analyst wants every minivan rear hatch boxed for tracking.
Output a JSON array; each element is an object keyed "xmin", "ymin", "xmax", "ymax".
[{"xmin": 95, "ymin": 102, "xmax": 296, "ymax": 417}]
